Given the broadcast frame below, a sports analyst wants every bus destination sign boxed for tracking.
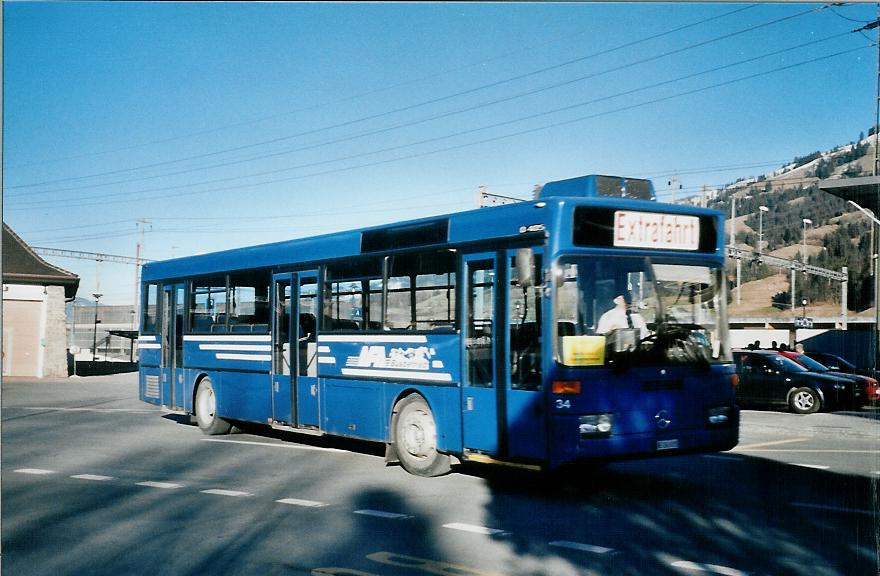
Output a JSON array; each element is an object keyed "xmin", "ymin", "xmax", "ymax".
[{"xmin": 613, "ymin": 210, "xmax": 700, "ymax": 251}]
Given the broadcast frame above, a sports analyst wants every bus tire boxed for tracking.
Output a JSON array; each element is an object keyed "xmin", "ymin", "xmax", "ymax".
[
  {"xmin": 392, "ymin": 394, "xmax": 451, "ymax": 477},
  {"xmin": 194, "ymin": 378, "xmax": 232, "ymax": 435},
  {"xmin": 789, "ymin": 387, "xmax": 820, "ymax": 414}
]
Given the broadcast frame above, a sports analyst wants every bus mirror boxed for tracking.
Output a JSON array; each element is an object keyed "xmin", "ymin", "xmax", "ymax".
[{"xmin": 516, "ymin": 248, "xmax": 535, "ymax": 289}]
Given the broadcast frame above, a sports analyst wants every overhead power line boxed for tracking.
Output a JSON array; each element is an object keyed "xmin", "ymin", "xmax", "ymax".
[
  {"xmin": 12, "ymin": 16, "xmax": 844, "ymax": 200},
  {"xmin": 32, "ymin": 247, "xmax": 152, "ymax": 265},
  {"xmin": 6, "ymin": 4, "xmax": 777, "ymax": 192},
  {"xmin": 6, "ymin": 5, "xmax": 703, "ymax": 173},
  {"xmin": 8, "ymin": 41, "xmax": 869, "ymax": 213}
]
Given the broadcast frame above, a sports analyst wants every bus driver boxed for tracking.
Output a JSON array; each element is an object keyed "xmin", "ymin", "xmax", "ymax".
[{"xmin": 596, "ymin": 293, "xmax": 647, "ymax": 335}]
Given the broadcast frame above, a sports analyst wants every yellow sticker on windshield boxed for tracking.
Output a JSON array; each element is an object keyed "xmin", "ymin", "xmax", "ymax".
[{"xmin": 562, "ymin": 336, "xmax": 606, "ymax": 366}]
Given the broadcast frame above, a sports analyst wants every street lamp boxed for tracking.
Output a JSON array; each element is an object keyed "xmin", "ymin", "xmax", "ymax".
[
  {"xmin": 92, "ymin": 293, "xmax": 103, "ymax": 362},
  {"xmin": 758, "ymin": 205, "xmax": 769, "ymax": 254},
  {"xmin": 802, "ymin": 218, "xmax": 812, "ymax": 264}
]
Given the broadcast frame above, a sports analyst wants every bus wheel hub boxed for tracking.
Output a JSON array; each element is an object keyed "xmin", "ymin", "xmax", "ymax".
[{"xmin": 402, "ymin": 412, "xmax": 432, "ymax": 457}]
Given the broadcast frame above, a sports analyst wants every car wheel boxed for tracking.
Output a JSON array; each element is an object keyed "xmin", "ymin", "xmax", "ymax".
[
  {"xmin": 789, "ymin": 387, "xmax": 820, "ymax": 414},
  {"xmin": 194, "ymin": 378, "xmax": 232, "ymax": 435},
  {"xmin": 392, "ymin": 394, "xmax": 451, "ymax": 477}
]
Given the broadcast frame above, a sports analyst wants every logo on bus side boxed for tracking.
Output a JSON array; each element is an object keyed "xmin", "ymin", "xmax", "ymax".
[
  {"xmin": 346, "ymin": 346, "xmax": 441, "ymax": 371},
  {"xmin": 519, "ymin": 224, "xmax": 546, "ymax": 234}
]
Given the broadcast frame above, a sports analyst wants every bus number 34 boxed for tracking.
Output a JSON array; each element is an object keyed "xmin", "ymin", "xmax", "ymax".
[{"xmin": 556, "ymin": 399, "xmax": 571, "ymax": 409}]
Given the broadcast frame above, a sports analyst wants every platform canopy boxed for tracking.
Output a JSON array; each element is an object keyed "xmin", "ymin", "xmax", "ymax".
[{"xmin": 819, "ymin": 175, "xmax": 880, "ymax": 216}]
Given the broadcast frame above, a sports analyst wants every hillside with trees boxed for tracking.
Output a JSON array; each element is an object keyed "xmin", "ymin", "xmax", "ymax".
[{"xmin": 704, "ymin": 132, "xmax": 873, "ymax": 316}]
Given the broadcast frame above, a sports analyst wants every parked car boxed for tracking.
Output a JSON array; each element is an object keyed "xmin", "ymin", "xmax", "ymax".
[
  {"xmin": 780, "ymin": 351, "xmax": 878, "ymax": 406},
  {"xmin": 804, "ymin": 351, "xmax": 880, "ymax": 403},
  {"xmin": 732, "ymin": 350, "xmax": 864, "ymax": 414}
]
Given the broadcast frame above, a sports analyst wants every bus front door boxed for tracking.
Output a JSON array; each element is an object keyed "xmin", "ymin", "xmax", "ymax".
[
  {"xmin": 272, "ymin": 271, "xmax": 320, "ymax": 429},
  {"xmin": 462, "ymin": 253, "xmax": 500, "ymax": 455},
  {"xmin": 504, "ymin": 248, "xmax": 547, "ymax": 461},
  {"xmin": 160, "ymin": 283, "xmax": 186, "ymax": 411}
]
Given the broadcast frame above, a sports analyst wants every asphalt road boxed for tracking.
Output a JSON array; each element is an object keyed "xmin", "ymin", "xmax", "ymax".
[{"xmin": 2, "ymin": 373, "xmax": 878, "ymax": 576}]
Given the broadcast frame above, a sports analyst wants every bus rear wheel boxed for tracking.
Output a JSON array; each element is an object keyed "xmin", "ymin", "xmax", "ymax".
[
  {"xmin": 194, "ymin": 378, "xmax": 232, "ymax": 435},
  {"xmin": 392, "ymin": 395, "xmax": 451, "ymax": 477}
]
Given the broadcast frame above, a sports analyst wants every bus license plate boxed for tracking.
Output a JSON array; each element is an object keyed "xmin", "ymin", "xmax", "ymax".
[{"xmin": 656, "ymin": 439, "xmax": 679, "ymax": 451}]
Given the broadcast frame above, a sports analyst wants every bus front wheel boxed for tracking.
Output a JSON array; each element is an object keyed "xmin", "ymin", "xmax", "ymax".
[
  {"xmin": 194, "ymin": 378, "xmax": 232, "ymax": 435},
  {"xmin": 392, "ymin": 395, "xmax": 451, "ymax": 477}
]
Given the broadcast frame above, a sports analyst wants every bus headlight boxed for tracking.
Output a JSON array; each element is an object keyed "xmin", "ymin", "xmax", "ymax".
[
  {"xmin": 707, "ymin": 406, "xmax": 730, "ymax": 426},
  {"xmin": 579, "ymin": 414, "xmax": 613, "ymax": 437}
]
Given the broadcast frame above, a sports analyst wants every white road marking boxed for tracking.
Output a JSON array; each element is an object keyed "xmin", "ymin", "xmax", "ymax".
[
  {"xmin": 201, "ymin": 489, "xmax": 252, "ymax": 497},
  {"xmin": 19, "ymin": 406, "xmax": 156, "ymax": 414},
  {"xmin": 71, "ymin": 474, "xmax": 115, "ymax": 481},
  {"xmin": 354, "ymin": 509, "xmax": 411, "ymax": 519},
  {"xmin": 202, "ymin": 438, "xmax": 345, "ymax": 453},
  {"xmin": 703, "ymin": 455, "xmax": 744, "ymax": 462},
  {"xmin": 791, "ymin": 502, "xmax": 876, "ymax": 516},
  {"xmin": 734, "ymin": 437, "xmax": 809, "ymax": 450},
  {"xmin": 442, "ymin": 522, "xmax": 507, "ymax": 536},
  {"xmin": 137, "ymin": 481, "xmax": 184, "ymax": 489},
  {"xmin": 549, "ymin": 540, "xmax": 614, "ymax": 554},
  {"xmin": 277, "ymin": 498, "xmax": 327, "ymax": 508},
  {"xmin": 670, "ymin": 560, "xmax": 749, "ymax": 575},
  {"xmin": 14, "ymin": 468, "xmax": 55, "ymax": 475},
  {"xmin": 791, "ymin": 463, "xmax": 830, "ymax": 470}
]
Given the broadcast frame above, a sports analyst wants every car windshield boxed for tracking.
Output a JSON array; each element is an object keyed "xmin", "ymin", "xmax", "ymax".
[
  {"xmin": 792, "ymin": 353, "xmax": 829, "ymax": 372},
  {"xmin": 554, "ymin": 256, "xmax": 730, "ymax": 367},
  {"xmin": 769, "ymin": 354, "xmax": 808, "ymax": 373}
]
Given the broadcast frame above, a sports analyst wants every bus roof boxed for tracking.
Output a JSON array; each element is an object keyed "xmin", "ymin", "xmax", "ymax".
[{"xmin": 143, "ymin": 179, "xmax": 723, "ymax": 282}]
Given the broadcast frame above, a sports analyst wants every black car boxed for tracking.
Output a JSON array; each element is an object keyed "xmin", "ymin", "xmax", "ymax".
[
  {"xmin": 781, "ymin": 351, "xmax": 876, "ymax": 407},
  {"xmin": 732, "ymin": 350, "xmax": 863, "ymax": 414},
  {"xmin": 805, "ymin": 351, "xmax": 872, "ymax": 377}
]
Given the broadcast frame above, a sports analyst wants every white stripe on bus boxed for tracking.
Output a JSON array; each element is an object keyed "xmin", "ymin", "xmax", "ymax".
[
  {"xmin": 137, "ymin": 343, "xmax": 161, "ymax": 349},
  {"xmin": 214, "ymin": 353, "xmax": 272, "ymax": 361},
  {"xmin": 199, "ymin": 344, "xmax": 271, "ymax": 352},
  {"xmin": 549, "ymin": 541, "xmax": 614, "ymax": 554},
  {"xmin": 318, "ymin": 357, "xmax": 336, "ymax": 364},
  {"xmin": 340, "ymin": 368, "xmax": 452, "ymax": 382},
  {"xmin": 184, "ymin": 335, "xmax": 271, "ymax": 342},
  {"xmin": 319, "ymin": 334, "xmax": 428, "ymax": 343},
  {"xmin": 442, "ymin": 522, "xmax": 507, "ymax": 536},
  {"xmin": 138, "ymin": 335, "xmax": 156, "ymax": 341}
]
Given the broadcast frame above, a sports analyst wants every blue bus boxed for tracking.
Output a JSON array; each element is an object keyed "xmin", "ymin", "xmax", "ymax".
[{"xmin": 138, "ymin": 174, "xmax": 739, "ymax": 476}]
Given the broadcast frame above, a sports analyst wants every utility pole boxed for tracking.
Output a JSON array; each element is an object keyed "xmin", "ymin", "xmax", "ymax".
[
  {"xmin": 133, "ymin": 219, "xmax": 151, "ymax": 330},
  {"xmin": 667, "ymin": 176, "xmax": 681, "ymax": 203}
]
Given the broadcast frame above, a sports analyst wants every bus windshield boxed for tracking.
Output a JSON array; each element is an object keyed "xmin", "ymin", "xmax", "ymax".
[{"xmin": 555, "ymin": 256, "xmax": 730, "ymax": 367}]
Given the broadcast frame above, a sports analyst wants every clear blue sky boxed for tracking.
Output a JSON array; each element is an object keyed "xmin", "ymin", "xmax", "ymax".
[{"xmin": 3, "ymin": 2, "xmax": 876, "ymax": 304}]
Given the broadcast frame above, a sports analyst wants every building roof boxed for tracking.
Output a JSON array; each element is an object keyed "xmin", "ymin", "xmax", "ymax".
[
  {"xmin": 2, "ymin": 223, "xmax": 80, "ymax": 299},
  {"xmin": 819, "ymin": 175, "xmax": 880, "ymax": 216}
]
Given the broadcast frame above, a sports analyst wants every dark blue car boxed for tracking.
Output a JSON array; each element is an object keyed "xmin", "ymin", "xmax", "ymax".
[{"xmin": 733, "ymin": 350, "xmax": 863, "ymax": 414}]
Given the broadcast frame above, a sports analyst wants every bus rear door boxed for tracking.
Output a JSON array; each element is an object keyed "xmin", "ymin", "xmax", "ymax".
[
  {"xmin": 160, "ymin": 283, "xmax": 186, "ymax": 411},
  {"xmin": 295, "ymin": 272, "xmax": 320, "ymax": 428},
  {"xmin": 272, "ymin": 271, "xmax": 320, "ymax": 429},
  {"xmin": 272, "ymin": 273, "xmax": 294, "ymax": 425}
]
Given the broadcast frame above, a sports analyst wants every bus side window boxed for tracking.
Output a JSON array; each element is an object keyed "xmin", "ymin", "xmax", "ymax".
[
  {"xmin": 386, "ymin": 250, "xmax": 457, "ymax": 332},
  {"xmin": 324, "ymin": 258, "xmax": 383, "ymax": 331},
  {"xmin": 190, "ymin": 277, "xmax": 227, "ymax": 333},
  {"xmin": 228, "ymin": 271, "xmax": 270, "ymax": 333},
  {"xmin": 142, "ymin": 283, "xmax": 160, "ymax": 334}
]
